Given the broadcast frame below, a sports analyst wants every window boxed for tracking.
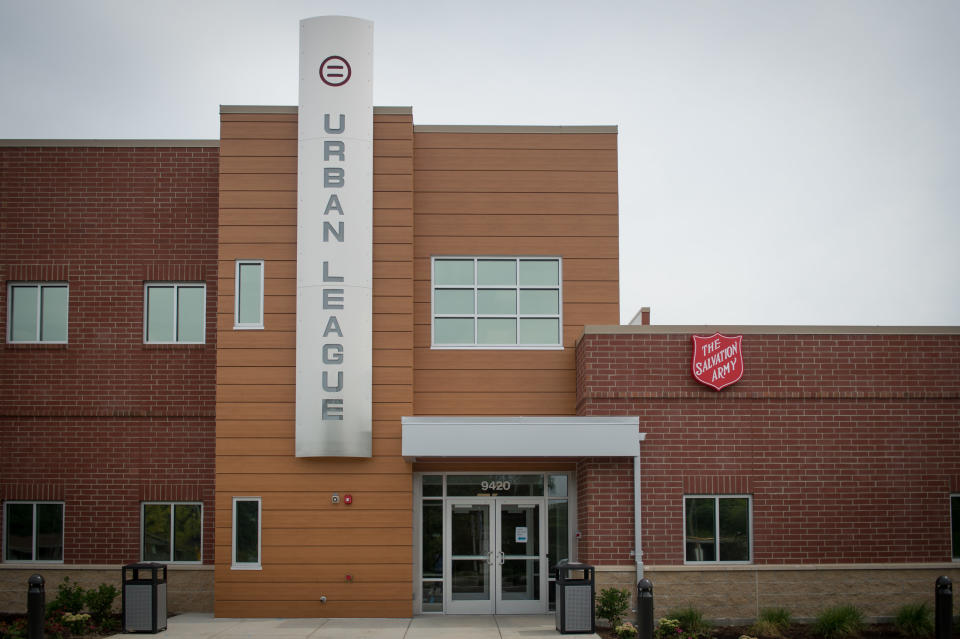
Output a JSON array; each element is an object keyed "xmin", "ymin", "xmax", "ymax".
[
  {"xmin": 684, "ymin": 495, "xmax": 751, "ymax": 563},
  {"xmin": 144, "ymin": 282, "xmax": 205, "ymax": 343},
  {"xmin": 234, "ymin": 260, "xmax": 264, "ymax": 329},
  {"xmin": 141, "ymin": 502, "xmax": 202, "ymax": 563},
  {"xmin": 432, "ymin": 257, "xmax": 562, "ymax": 348},
  {"xmin": 3, "ymin": 502, "xmax": 64, "ymax": 562},
  {"xmin": 952, "ymin": 495, "xmax": 959, "ymax": 560},
  {"xmin": 232, "ymin": 497, "xmax": 261, "ymax": 569},
  {"xmin": 7, "ymin": 283, "xmax": 68, "ymax": 343}
]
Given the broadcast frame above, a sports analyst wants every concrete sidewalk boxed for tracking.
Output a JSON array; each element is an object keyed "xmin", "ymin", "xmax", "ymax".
[{"xmin": 105, "ymin": 612, "xmax": 603, "ymax": 638}]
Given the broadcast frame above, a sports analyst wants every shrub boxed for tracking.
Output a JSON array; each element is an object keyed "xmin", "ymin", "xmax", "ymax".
[
  {"xmin": 617, "ymin": 621, "xmax": 639, "ymax": 638},
  {"xmin": 759, "ymin": 608, "xmax": 793, "ymax": 630},
  {"xmin": 47, "ymin": 577, "xmax": 86, "ymax": 615},
  {"xmin": 0, "ymin": 618, "xmax": 28, "ymax": 639},
  {"xmin": 61, "ymin": 612, "xmax": 93, "ymax": 635},
  {"xmin": 85, "ymin": 583, "xmax": 120, "ymax": 625},
  {"xmin": 750, "ymin": 607, "xmax": 793, "ymax": 637},
  {"xmin": 893, "ymin": 602, "xmax": 933, "ymax": 639},
  {"xmin": 813, "ymin": 604, "xmax": 865, "ymax": 639},
  {"xmin": 667, "ymin": 607, "xmax": 712, "ymax": 636},
  {"xmin": 656, "ymin": 616, "xmax": 709, "ymax": 639},
  {"xmin": 596, "ymin": 587, "xmax": 632, "ymax": 628}
]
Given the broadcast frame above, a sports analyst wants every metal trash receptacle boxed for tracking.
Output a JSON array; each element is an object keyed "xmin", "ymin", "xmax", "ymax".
[
  {"xmin": 555, "ymin": 562, "xmax": 595, "ymax": 634},
  {"xmin": 122, "ymin": 562, "xmax": 167, "ymax": 633}
]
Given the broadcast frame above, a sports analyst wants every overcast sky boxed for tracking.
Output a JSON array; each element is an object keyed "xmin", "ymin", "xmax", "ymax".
[{"xmin": 2, "ymin": 0, "xmax": 958, "ymax": 325}]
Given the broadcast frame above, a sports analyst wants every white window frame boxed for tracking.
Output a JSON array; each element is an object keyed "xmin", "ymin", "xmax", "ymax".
[
  {"xmin": 430, "ymin": 256, "xmax": 563, "ymax": 350},
  {"xmin": 2, "ymin": 501, "xmax": 65, "ymax": 564},
  {"xmin": 952, "ymin": 493, "xmax": 959, "ymax": 561},
  {"xmin": 232, "ymin": 497, "xmax": 262, "ymax": 570},
  {"xmin": 234, "ymin": 259, "xmax": 264, "ymax": 330},
  {"xmin": 143, "ymin": 282, "xmax": 206, "ymax": 344},
  {"xmin": 682, "ymin": 494, "xmax": 753, "ymax": 564},
  {"xmin": 139, "ymin": 501, "xmax": 203, "ymax": 565},
  {"xmin": 6, "ymin": 282, "xmax": 69, "ymax": 344}
]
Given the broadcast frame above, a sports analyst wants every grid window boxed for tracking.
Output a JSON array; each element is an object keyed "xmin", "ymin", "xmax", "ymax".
[
  {"xmin": 432, "ymin": 257, "xmax": 562, "ymax": 348},
  {"xmin": 3, "ymin": 502, "xmax": 64, "ymax": 562},
  {"xmin": 232, "ymin": 497, "xmax": 261, "ymax": 569},
  {"xmin": 144, "ymin": 283, "xmax": 205, "ymax": 343},
  {"xmin": 7, "ymin": 283, "xmax": 68, "ymax": 343},
  {"xmin": 141, "ymin": 503, "xmax": 202, "ymax": 563},
  {"xmin": 952, "ymin": 495, "xmax": 959, "ymax": 560},
  {"xmin": 234, "ymin": 260, "xmax": 264, "ymax": 329},
  {"xmin": 684, "ymin": 495, "xmax": 751, "ymax": 563}
]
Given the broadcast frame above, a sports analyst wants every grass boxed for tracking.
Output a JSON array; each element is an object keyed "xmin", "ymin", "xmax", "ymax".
[
  {"xmin": 813, "ymin": 604, "xmax": 865, "ymax": 639},
  {"xmin": 666, "ymin": 607, "xmax": 712, "ymax": 636},
  {"xmin": 893, "ymin": 603, "xmax": 933, "ymax": 639},
  {"xmin": 747, "ymin": 607, "xmax": 792, "ymax": 638}
]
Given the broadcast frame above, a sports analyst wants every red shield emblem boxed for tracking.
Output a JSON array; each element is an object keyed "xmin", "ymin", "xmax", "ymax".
[{"xmin": 691, "ymin": 333, "xmax": 744, "ymax": 391}]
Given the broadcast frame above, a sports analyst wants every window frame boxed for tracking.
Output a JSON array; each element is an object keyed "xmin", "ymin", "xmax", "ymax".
[
  {"xmin": 430, "ymin": 256, "xmax": 563, "ymax": 350},
  {"xmin": 2, "ymin": 501, "xmax": 65, "ymax": 564},
  {"xmin": 234, "ymin": 259, "xmax": 265, "ymax": 330},
  {"xmin": 139, "ymin": 501, "xmax": 203, "ymax": 565},
  {"xmin": 232, "ymin": 497, "xmax": 262, "ymax": 570},
  {"xmin": 6, "ymin": 282, "xmax": 69, "ymax": 344},
  {"xmin": 143, "ymin": 281, "xmax": 206, "ymax": 344},
  {"xmin": 682, "ymin": 494, "xmax": 753, "ymax": 564},
  {"xmin": 952, "ymin": 494, "xmax": 959, "ymax": 561}
]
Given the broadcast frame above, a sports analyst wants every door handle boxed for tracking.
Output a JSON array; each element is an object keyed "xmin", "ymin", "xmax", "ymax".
[
  {"xmin": 488, "ymin": 551, "xmax": 494, "ymax": 566},
  {"xmin": 498, "ymin": 551, "xmax": 505, "ymax": 565}
]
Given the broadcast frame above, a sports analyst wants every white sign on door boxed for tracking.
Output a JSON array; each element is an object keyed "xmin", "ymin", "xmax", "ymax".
[{"xmin": 515, "ymin": 526, "xmax": 528, "ymax": 543}]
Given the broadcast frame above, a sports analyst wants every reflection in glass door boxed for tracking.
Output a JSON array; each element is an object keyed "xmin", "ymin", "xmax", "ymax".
[
  {"xmin": 448, "ymin": 501, "xmax": 493, "ymax": 613},
  {"xmin": 497, "ymin": 501, "xmax": 542, "ymax": 614}
]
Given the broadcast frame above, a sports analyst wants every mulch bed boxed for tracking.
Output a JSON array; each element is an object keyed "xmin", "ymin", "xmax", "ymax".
[{"xmin": 596, "ymin": 623, "xmax": 957, "ymax": 639}]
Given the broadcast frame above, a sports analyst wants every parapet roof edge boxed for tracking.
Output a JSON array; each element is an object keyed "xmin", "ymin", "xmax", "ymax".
[
  {"xmin": 0, "ymin": 139, "xmax": 219, "ymax": 147},
  {"xmin": 583, "ymin": 325, "xmax": 960, "ymax": 335},
  {"xmin": 219, "ymin": 105, "xmax": 413, "ymax": 114},
  {"xmin": 414, "ymin": 125, "xmax": 617, "ymax": 134}
]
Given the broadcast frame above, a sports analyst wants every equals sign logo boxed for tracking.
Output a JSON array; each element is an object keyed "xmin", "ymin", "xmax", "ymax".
[{"xmin": 320, "ymin": 55, "xmax": 352, "ymax": 87}]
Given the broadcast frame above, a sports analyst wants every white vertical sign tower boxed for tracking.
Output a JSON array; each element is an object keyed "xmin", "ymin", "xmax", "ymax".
[{"xmin": 296, "ymin": 16, "xmax": 373, "ymax": 457}]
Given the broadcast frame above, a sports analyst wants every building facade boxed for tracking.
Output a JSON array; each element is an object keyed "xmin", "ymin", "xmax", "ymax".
[{"xmin": 2, "ymin": 15, "xmax": 959, "ymax": 622}]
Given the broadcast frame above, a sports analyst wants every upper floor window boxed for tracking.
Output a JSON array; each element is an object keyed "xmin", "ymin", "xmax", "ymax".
[
  {"xmin": 7, "ymin": 283, "xmax": 68, "ymax": 343},
  {"xmin": 3, "ymin": 501, "xmax": 64, "ymax": 562},
  {"xmin": 141, "ymin": 502, "xmax": 202, "ymax": 563},
  {"xmin": 684, "ymin": 495, "xmax": 751, "ymax": 563},
  {"xmin": 144, "ymin": 282, "xmax": 205, "ymax": 343},
  {"xmin": 432, "ymin": 257, "xmax": 562, "ymax": 349},
  {"xmin": 234, "ymin": 260, "xmax": 264, "ymax": 329}
]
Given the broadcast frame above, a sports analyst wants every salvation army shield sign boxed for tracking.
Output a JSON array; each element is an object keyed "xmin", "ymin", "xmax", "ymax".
[{"xmin": 691, "ymin": 333, "xmax": 744, "ymax": 391}]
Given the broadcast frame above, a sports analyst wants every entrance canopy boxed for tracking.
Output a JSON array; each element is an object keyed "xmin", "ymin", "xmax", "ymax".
[{"xmin": 401, "ymin": 416, "xmax": 640, "ymax": 459}]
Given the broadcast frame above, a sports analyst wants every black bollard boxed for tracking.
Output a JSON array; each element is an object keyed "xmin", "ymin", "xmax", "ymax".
[
  {"xmin": 935, "ymin": 576, "xmax": 952, "ymax": 639},
  {"xmin": 27, "ymin": 574, "xmax": 44, "ymax": 639},
  {"xmin": 637, "ymin": 578, "xmax": 654, "ymax": 639}
]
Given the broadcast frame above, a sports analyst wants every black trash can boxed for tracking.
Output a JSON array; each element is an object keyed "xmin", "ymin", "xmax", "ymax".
[
  {"xmin": 122, "ymin": 562, "xmax": 167, "ymax": 633},
  {"xmin": 555, "ymin": 562, "xmax": 595, "ymax": 634}
]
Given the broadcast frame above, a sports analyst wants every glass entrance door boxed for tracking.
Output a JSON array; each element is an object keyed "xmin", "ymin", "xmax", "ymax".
[
  {"xmin": 496, "ymin": 500, "xmax": 543, "ymax": 614},
  {"xmin": 445, "ymin": 498, "xmax": 546, "ymax": 614}
]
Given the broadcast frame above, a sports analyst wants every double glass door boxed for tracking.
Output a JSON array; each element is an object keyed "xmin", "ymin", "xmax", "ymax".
[{"xmin": 445, "ymin": 498, "xmax": 545, "ymax": 614}]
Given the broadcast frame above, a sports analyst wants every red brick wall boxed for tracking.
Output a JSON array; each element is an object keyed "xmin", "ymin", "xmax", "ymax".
[
  {"xmin": 0, "ymin": 145, "xmax": 218, "ymax": 564},
  {"xmin": 576, "ymin": 331, "xmax": 960, "ymax": 565}
]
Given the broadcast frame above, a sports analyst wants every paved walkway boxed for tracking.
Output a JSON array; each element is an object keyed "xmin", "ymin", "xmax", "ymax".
[{"xmin": 105, "ymin": 612, "xmax": 602, "ymax": 638}]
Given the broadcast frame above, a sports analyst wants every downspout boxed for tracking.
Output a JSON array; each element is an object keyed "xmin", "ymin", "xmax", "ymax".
[{"xmin": 634, "ymin": 433, "xmax": 646, "ymax": 579}]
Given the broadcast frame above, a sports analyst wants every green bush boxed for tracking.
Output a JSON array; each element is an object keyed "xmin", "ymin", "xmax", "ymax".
[
  {"xmin": 749, "ymin": 607, "xmax": 793, "ymax": 637},
  {"xmin": 85, "ymin": 583, "xmax": 120, "ymax": 626},
  {"xmin": 813, "ymin": 604, "xmax": 865, "ymax": 639},
  {"xmin": 893, "ymin": 603, "xmax": 933, "ymax": 639},
  {"xmin": 666, "ymin": 607, "xmax": 712, "ymax": 636},
  {"xmin": 47, "ymin": 576, "xmax": 86, "ymax": 615},
  {"xmin": 596, "ymin": 587, "xmax": 632, "ymax": 628},
  {"xmin": 656, "ymin": 617, "xmax": 709, "ymax": 639}
]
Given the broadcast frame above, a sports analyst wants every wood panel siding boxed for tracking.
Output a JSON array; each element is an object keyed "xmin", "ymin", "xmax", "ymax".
[
  {"xmin": 412, "ymin": 129, "xmax": 619, "ymax": 418},
  {"xmin": 216, "ymin": 109, "xmax": 414, "ymax": 618}
]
